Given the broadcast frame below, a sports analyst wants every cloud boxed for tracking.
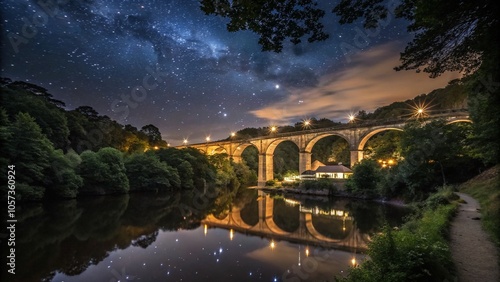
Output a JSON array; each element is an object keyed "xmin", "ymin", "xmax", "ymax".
[{"xmin": 250, "ymin": 42, "xmax": 461, "ymax": 123}]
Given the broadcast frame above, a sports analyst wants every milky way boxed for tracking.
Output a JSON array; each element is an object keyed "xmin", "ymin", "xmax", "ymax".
[{"xmin": 2, "ymin": 0, "xmax": 424, "ymax": 144}]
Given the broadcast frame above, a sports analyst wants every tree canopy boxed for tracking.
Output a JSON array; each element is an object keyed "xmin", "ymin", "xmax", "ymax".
[
  {"xmin": 200, "ymin": 0, "xmax": 328, "ymax": 52},
  {"xmin": 201, "ymin": 0, "xmax": 499, "ymax": 77}
]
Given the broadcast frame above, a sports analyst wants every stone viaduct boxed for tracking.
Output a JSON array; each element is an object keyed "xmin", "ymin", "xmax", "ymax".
[{"xmin": 180, "ymin": 110, "xmax": 470, "ymax": 186}]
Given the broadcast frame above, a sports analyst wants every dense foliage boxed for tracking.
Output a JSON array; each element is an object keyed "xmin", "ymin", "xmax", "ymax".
[
  {"xmin": 339, "ymin": 188, "xmax": 459, "ymax": 282},
  {"xmin": 347, "ymin": 121, "xmax": 483, "ymax": 201},
  {"xmin": 0, "ymin": 82, "xmax": 255, "ymax": 201}
]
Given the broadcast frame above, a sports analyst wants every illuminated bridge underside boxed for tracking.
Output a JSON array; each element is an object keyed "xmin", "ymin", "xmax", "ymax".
[
  {"xmin": 183, "ymin": 111, "xmax": 470, "ymax": 186},
  {"xmin": 202, "ymin": 192, "xmax": 370, "ymax": 250}
]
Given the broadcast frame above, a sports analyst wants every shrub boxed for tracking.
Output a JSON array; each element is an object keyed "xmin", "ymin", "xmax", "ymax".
[
  {"xmin": 265, "ymin": 179, "xmax": 276, "ymax": 187},
  {"xmin": 339, "ymin": 201, "xmax": 457, "ymax": 282}
]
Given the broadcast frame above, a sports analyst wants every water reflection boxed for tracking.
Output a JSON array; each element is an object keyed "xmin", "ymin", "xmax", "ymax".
[
  {"xmin": 203, "ymin": 190, "xmax": 406, "ymax": 251},
  {"xmin": 4, "ymin": 189, "xmax": 408, "ymax": 282}
]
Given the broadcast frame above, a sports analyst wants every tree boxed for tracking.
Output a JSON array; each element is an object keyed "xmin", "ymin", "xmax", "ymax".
[
  {"xmin": 140, "ymin": 124, "xmax": 163, "ymax": 146},
  {"xmin": 6, "ymin": 113, "xmax": 54, "ymax": 200},
  {"xmin": 345, "ymin": 159, "xmax": 382, "ymax": 198},
  {"xmin": 177, "ymin": 160, "xmax": 195, "ymax": 189},
  {"xmin": 125, "ymin": 153, "xmax": 180, "ymax": 192},
  {"xmin": 2, "ymin": 87, "xmax": 70, "ymax": 149},
  {"xmin": 202, "ymin": 0, "xmax": 498, "ymax": 77},
  {"xmin": 364, "ymin": 131, "xmax": 402, "ymax": 161},
  {"xmin": 75, "ymin": 106, "xmax": 99, "ymax": 120},
  {"xmin": 78, "ymin": 147, "xmax": 129, "ymax": 194},
  {"xmin": 155, "ymin": 147, "xmax": 217, "ymax": 189},
  {"xmin": 45, "ymin": 149, "xmax": 83, "ymax": 198},
  {"xmin": 200, "ymin": 0, "xmax": 329, "ymax": 52}
]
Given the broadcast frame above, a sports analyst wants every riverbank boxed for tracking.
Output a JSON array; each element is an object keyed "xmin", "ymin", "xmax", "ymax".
[{"xmin": 253, "ymin": 186, "xmax": 409, "ymax": 207}]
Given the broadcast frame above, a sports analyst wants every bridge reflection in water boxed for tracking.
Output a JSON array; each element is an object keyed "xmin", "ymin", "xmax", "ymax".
[{"xmin": 202, "ymin": 191, "xmax": 371, "ymax": 251}]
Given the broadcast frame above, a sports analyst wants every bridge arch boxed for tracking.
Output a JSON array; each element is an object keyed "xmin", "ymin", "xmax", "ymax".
[
  {"xmin": 231, "ymin": 142, "xmax": 257, "ymax": 160},
  {"xmin": 264, "ymin": 138, "xmax": 300, "ymax": 155},
  {"xmin": 208, "ymin": 146, "xmax": 227, "ymax": 155},
  {"xmin": 357, "ymin": 127, "xmax": 403, "ymax": 151},
  {"xmin": 304, "ymin": 133, "xmax": 351, "ymax": 153}
]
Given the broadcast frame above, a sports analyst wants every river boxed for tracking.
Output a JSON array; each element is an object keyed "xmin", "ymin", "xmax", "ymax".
[{"xmin": 5, "ymin": 188, "xmax": 408, "ymax": 282}]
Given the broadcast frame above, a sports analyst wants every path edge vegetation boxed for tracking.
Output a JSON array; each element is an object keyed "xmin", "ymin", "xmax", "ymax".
[
  {"xmin": 336, "ymin": 186, "xmax": 459, "ymax": 282},
  {"xmin": 338, "ymin": 166, "xmax": 500, "ymax": 281}
]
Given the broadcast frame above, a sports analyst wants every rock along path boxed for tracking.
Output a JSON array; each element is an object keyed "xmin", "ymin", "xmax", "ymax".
[{"xmin": 450, "ymin": 192, "xmax": 499, "ymax": 282}]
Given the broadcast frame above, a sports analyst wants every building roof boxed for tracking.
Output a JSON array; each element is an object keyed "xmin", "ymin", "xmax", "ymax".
[
  {"xmin": 315, "ymin": 165, "xmax": 353, "ymax": 173},
  {"xmin": 301, "ymin": 170, "xmax": 316, "ymax": 175},
  {"xmin": 311, "ymin": 160, "xmax": 325, "ymax": 171}
]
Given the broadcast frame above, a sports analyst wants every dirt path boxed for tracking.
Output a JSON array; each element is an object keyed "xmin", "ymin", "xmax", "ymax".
[{"xmin": 450, "ymin": 192, "xmax": 499, "ymax": 282}]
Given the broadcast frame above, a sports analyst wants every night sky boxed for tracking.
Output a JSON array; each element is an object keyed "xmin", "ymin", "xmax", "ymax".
[{"xmin": 1, "ymin": 0, "xmax": 459, "ymax": 145}]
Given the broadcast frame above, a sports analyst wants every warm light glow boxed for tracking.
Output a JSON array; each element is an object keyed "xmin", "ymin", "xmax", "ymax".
[
  {"xmin": 348, "ymin": 114, "xmax": 355, "ymax": 122},
  {"xmin": 305, "ymin": 248, "xmax": 309, "ymax": 257},
  {"xmin": 204, "ymin": 224, "xmax": 207, "ymax": 236},
  {"xmin": 270, "ymin": 126, "xmax": 277, "ymax": 133},
  {"xmin": 230, "ymin": 132, "xmax": 236, "ymax": 137},
  {"xmin": 378, "ymin": 159, "xmax": 396, "ymax": 168},
  {"xmin": 408, "ymin": 100, "xmax": 432, "ymax": 119},
  {"xmin": 230, "ymin": 229, "xmax": 234, "ymax": 241},
  {"xmin": 270, "ymin": 240, "xmax": 276, "ymax": 249},
  {"xmin": 351, "ymin": 258, "xmax": 357, "ymax": 267},
  {"xmin": 154, "ymin": 146, "xmax": 159, "ymax": 150},
  {"xmin": 183, "ymin": 139, "xmax": 188, "ymax": 145},
  {"xmin": 206, "ymin": 136, "xmax": 211, "ymax": 142}
]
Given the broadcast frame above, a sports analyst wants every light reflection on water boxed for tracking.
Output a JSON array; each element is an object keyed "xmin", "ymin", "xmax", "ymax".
[{"xmin": 5, "ymin": 189, "xmax": 408, "ymax": 282}]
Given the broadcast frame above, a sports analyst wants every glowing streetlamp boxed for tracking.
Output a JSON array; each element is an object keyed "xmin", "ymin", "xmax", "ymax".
[
  {"xmin": 230, "ymin": 229, "xmax": 234, "ymax": 240},
  {"xmin": 351, "ymin": 258, "xmax": 357, "ymax": 267},
  {"xmin": 230, "ymin": 132, "xmax": 236, "ymax": 137},
  {"xmin": 270, "ymin": 240, "xmax": 276, "ymax": 250},
  {"xmin": 348, "ymin": 114, "xmax": 355, "ymax": 123},
  {"xmin": 302, "ymin": 119, "xmax": 312, "ymax": 130},
  {"xmin": 206, "ymin": 136, "xmax": 211, "ymax": 142},
  {"xmin": 183, "ymin": 139, "xmax": 188, "ymax": 145}
]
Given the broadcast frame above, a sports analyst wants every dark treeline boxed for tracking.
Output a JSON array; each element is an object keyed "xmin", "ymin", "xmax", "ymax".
[{"xmin": 0, "ymin": 78, "xmax": 255, "ymax": 201}]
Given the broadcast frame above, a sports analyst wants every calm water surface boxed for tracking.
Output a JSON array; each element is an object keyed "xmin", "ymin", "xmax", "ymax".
[{"xmin": 6, "ymin": 188, "xmax": 408, "ymax": 282}]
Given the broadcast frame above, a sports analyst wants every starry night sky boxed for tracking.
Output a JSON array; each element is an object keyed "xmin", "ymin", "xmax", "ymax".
[{"xmin": 1, "ymin": 0, "xmax": 460, "ymax": 145}]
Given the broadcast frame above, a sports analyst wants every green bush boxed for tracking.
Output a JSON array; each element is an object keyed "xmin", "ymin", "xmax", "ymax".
[
  {"xmin": 340, "ymin": 201, "xmax": 457, "ymax": 282},
  {"xmin": 424, "ymin": 186, "xmax": 458, "ymax": 210},
  {"xmin": 300, "ymin": 179, "xmax": 337, "ymax": 191},
  {"xmin": 265, "ymin": 179, "xmax": 276, "ymax": 187},
  {"xmin": 346, "ymin": 159, "xmax": 382, "ymax": 198}
]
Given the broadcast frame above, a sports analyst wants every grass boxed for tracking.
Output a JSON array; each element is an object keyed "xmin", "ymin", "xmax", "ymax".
[{"xmin": 459, "ymin": 165, "xmax": 500, "ymax": 246}]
